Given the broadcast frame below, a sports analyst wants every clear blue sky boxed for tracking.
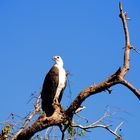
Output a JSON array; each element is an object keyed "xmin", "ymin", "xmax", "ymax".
[{"xmin": 0, "ymin": 0, "xmax": 140, "ymax": 139}]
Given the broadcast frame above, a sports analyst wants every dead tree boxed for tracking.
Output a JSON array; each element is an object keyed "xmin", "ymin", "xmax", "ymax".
[{"xmin": 1, "ymin": 2, "xmax": 139, "ymax": 140}]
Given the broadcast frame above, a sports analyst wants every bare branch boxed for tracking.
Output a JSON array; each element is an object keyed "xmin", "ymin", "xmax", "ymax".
[
  {"xmin": 72, "ymin": 113, "xmax": 122, "ymax": 139},
  {"xmin": 121, "ymin": 79, "xmax": 140, "ymax": 99},
  {"xmin": 12, "ymin": 95, "xmax": 41, "ymax": 140},
  {"xmin": 119, "ymin": 2, "xmax": 130, "ymax": 46},
  {"xmin": 114, "ymin": 122, "xmax": 124, "ymax": 134},
  {"xmin": 75, "ymin": 106, "xmax": 86, "ymax": 114},
  {"xmin": 72, "ymin": 112, "xmax": 109, "ymax": 129},
  {"xmin": 118, "ymin": 2, "xmax": 140, "ymax": 99},
  {"xmin": 75, "ymin": 114, "xmax": 89, "ymax": 123},
  {"xmin": 119, "ymin": 2, "xmax": 131, "ymax": 78}
]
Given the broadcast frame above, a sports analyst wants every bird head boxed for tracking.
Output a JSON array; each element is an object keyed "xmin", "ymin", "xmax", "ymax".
[{"xmin": 53, "ymin": 56, "xmax": 64, "ymax": 67}]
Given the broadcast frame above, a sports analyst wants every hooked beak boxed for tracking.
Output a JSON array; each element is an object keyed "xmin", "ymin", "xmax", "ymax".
[{"xmin": 52, "ymin": 56, "xmax": 56, "ymax": 61}]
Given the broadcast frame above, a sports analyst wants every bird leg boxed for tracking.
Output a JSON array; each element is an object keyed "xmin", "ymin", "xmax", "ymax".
[
  {"xmin": 53, "ymin": 98, "xmax": 59, "ymax": 106},
  {"xmin": 52, "ymin": 98, "xmax": 60, "ymax": 113},
  {"xmin": 52, "ymin": 98, "xmax": 65, "ymax": 114}
]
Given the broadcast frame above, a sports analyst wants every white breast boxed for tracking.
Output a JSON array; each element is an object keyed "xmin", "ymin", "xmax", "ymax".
[{"xmin": 54, "ymin": 64, "xmax": 66, "ymax": 99}]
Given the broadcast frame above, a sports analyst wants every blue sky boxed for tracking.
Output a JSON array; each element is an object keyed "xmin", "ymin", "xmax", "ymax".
[{"xmin": 0, "ymin": 0, "xmax": 140, "ymax": 139}]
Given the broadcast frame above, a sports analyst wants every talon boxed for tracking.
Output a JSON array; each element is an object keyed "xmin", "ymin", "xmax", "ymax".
[{"xmin": 53, "ymin": 98, "xmax": 59, "ymax": 106}]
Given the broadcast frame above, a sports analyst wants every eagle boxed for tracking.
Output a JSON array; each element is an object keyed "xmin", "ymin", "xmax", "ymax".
[{"xmin": 41, "ymin": 56, "xmax": 67, "ymax": 116}]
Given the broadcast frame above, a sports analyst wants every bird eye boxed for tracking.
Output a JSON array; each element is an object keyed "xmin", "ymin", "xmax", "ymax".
[{"xmin": 57, "ymin": 56, "xmax": 59, "ymax": 59}]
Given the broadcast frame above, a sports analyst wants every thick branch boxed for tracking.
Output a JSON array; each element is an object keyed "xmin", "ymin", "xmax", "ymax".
[
  {"xmin": 16, "ymin": 107, "xmax": 64, "ymax": 140},
  {"xmin": 119, "ymin": 2, "xmax": 131, "ymax": 77},
  {"xmin": 65, "ymin": 68, "xmax": 121, "ymax": 116},
  {"xmin": 118, "ymin": 2, "xmax": 140, "ymax": 100}
]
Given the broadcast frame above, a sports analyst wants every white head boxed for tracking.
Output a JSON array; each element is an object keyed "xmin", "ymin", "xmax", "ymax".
[{"xmin": 53, "ymin": 55, "xmax": 64, "ymax": 67}]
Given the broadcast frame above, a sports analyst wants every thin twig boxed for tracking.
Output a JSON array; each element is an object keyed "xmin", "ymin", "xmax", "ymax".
[
  {"xmin": 12, "ymin": 95, "xmax": 41, "ymax": 140},
  {"xmin": 131, "ymin": 46, "xmax": 140, "ymax": 55},
  {"xmin": 114, "ymin": 121, "xmax": 124, "ymax": 133},
  {"xmin": 73, "ymin": 121, "xmax": 122, "ymax": 138},
  {"xmin": 75, "ymin": 114, "xmax": 89, "ymax": 123},
  {"xmin": 72, "ymin": 111, "xmax": 123, "ymax": 138}
]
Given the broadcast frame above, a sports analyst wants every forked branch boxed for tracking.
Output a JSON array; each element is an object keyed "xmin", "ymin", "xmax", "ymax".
[{"xmin": 13, "ymin": 2, "xmax": 140, "ymax": 140}]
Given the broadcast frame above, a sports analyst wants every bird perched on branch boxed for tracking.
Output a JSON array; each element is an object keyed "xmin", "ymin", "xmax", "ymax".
[{"xmin": 41, "ymin": 56, "xmax": 67, "ymax": 116}]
